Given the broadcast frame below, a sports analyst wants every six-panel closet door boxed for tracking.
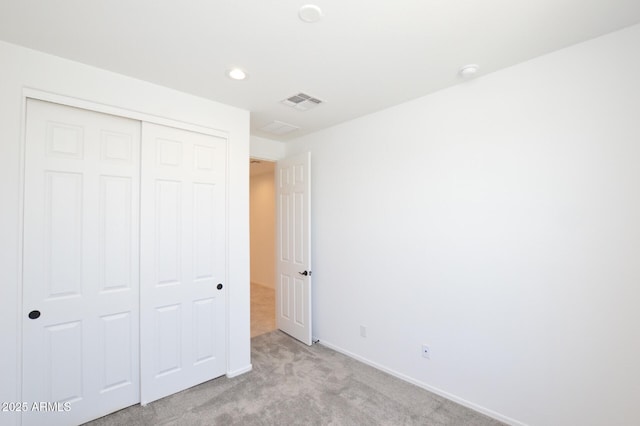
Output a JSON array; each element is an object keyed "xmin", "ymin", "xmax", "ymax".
[
  {"xmin": 140, "ymin": 122, "xmax": 227, "ymax": 404},
  {"xmin": 22, "ymin": 99, "xmax": 228, "ymax": 425},
  {"xmin": 22, "ymin": 99, "xmax": 142, "ymax": 426}
]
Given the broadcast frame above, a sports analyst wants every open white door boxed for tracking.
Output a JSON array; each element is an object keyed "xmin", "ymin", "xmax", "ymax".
[
  {"xmin": 276, "ymin": 152, "xmax": 312, "ymax": 345},
  {"xmin": 140, "ymin": 123, "xmax": 227, "ymax": 404}
]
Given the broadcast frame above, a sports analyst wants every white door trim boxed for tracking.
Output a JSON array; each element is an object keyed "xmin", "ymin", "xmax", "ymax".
[{"xmin": 22, "ymin": 88, "xmax": 229, "ymax": 139}]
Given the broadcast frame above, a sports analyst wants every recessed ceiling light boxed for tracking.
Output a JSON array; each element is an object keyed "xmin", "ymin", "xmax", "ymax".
[
  {"xmin": 299, "ymin": 5, "xmax": 323, "ymax": 23},
  {"xmin": 459, "ymin": 64, "xmax": 479, "ymax": 78},
  {"xmin": 227, "ymin": 68, "xmax": 247, "ymax": 80}
]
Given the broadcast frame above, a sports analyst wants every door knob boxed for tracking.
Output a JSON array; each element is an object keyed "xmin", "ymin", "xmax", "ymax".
[
  {"xmin": 217, "ymin": 283, "xmax": 223, "ymax": 290},
  {"xmin": 298, "ymin": 271, "xmax": 309, "ymax": 276},
  {"xmin": 28, "ymin": 310, "xmax": 41, "ymax": 319}
]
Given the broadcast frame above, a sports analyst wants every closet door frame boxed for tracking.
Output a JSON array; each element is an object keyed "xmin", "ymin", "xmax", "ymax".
[{"xmin": 17, "ymin": 89, "xmax": 231, "ymax": 413}]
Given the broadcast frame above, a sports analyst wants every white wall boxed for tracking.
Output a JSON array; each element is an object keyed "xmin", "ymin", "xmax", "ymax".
[
  {"xmin": 0, "ymin": 41, "xmax": 251, "ymax": 426},
  {"xmin": 250, "ymin": 135, "xmax": 286, "ymax": 161},
  {"xmin": 286, "ymin": 24, "xmax": 640, "ymax": 426},
  {"xmin": 250, "ymin": 170, "xmax": 276, "ymax": 289},
  {"xmin": 248, "ymin": 135, "xmax": 281, "ymax": 290}
]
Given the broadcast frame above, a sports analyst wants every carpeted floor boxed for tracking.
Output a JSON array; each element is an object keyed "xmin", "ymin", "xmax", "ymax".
[
  {"xmin": 85, "ymin": 331, "xmax": 505, "ymax": 426},
  {"xmin": 251, "ymin": 282, "xmax": 276, "ymax": 338}
]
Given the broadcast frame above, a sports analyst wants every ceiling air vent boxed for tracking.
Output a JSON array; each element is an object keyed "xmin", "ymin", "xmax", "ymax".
[
  {"xmin": 260, "ymin": 120, "xmax": 300, "ymax": 135},
  {"xmin": 281, "ymin": 92, "xmax": 323, "ymax": 111}
]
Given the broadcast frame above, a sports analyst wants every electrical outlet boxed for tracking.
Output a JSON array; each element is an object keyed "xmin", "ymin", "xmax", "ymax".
[
  {"xmin": 360, "ymin": 325, "xmax": 367, "ymax": 338},
  {"xmin": 422, "ymin": 344, "xmax": 430, "ymax": 359}
]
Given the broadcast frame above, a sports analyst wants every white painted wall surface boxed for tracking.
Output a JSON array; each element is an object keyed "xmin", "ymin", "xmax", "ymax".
[
  {"xmin": 286, "ymin": 24, "xmax": 640, "ymax": 426},
  {"xmin": 250, "ymin": 135, "xmax": 286, "ymax": 161},
  {"xmin": 250, "ymin": 170, "xmax": 276, "ymax": 289},
  {"xmin": 0, "ymin": 41, "xmax": 251, "ymax": 426}
]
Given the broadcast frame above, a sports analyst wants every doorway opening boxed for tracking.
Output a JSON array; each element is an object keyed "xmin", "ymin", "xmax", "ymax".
[{"xmin": 249, "ymin": 158, "xmax": 277, "ymax": 337}]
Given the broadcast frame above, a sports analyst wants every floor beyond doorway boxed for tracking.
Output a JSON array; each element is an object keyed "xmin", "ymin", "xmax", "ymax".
[{"xmin": 250, "ymin": 282, "xmax": 276, "ymax": 338}]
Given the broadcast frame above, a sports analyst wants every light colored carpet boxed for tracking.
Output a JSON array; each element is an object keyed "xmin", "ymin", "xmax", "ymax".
[
  {"xmin": 251, "ymin": 282, "xmax": 276, "ymax": 338},
  {"xmin": 85, "ymin": 331, "xmax": 505, "ymax": 425}
]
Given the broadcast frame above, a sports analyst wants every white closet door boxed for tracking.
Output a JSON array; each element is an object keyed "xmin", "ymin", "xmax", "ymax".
[
  {"xmin": 22, "ymin": 99, "xmax": 141, "ymax": 426},
  {"xmin": 140, "ymin": 122, "xmax": 227, "ymax": 404}
]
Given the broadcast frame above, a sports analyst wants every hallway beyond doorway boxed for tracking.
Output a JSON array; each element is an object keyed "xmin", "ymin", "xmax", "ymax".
[{"xmin": 251, "ymin": 282, "xmax": 275, "ymax": 337}]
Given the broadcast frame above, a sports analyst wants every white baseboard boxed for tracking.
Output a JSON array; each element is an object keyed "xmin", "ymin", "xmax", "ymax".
[
  {"xmin": 317, "ymin": 339, "xmax": 526, "ymax": 426},
  {"xmin": 226, "ymin": 364, "xmax": 252, "ymax": 378}
]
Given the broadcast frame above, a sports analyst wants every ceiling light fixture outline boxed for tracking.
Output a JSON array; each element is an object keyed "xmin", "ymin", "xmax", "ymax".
[
  {"xmin": 299, "ymin": 4, "xmax": 324, "ymax": 23},
  {"xmin": 227, "ymin": 68, "xmax": 248, "ymax": 80},
  {"xmin": 459, "ymin": 64, "xmax": 479, "ymax": 78}
]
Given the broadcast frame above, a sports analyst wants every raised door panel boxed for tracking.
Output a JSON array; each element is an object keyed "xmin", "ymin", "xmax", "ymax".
[
  {"xmin": 45, "ymin": 171, "xmax": 83, "ymax": 298},
  {"xmin": 193, "ymin": 298, "xmax": 217, "ymax": 364},
  {"xmin": 100, "ymin": 312, "xmax": 135, "ymax": 392},
  {"xmin": 155, "ymin": 304, "xmax": 183, "ymax": 377},
  {"xmin": 155, "ymin": 180, "xmax": 183, "ymax": 286},
  {"xmin": 100, "ymin": 176, "xmax": 134, "ymax": 292},
  {"xmin": 46, "ymin": 321, "xmax": 83, "ymax": 403}
]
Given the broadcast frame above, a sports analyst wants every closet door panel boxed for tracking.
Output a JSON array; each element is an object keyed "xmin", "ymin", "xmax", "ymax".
[
  {"xmin": 22, "ymin": 99, "xmax": 141, "ymax": 426},
  {"xmin": 140, "ymin": 122, "xmax": 227, "ymax": 404}
]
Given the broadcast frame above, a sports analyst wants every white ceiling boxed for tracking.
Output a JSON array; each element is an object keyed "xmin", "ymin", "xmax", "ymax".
[{"xmin": 1, "ymin": 1, "xmax": 639, "ymax": 141}]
